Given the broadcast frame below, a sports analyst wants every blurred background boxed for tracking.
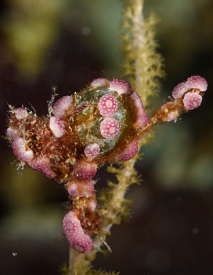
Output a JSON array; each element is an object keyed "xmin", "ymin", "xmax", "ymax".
[{"xmin": 0, "ymin": 0, "xmax": 213, "ymax": 274}]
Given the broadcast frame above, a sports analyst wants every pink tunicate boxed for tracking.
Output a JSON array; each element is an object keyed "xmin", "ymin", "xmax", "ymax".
[
  {"xmin": 109, "ymin": 79, "xmax": 133, "ymax": 95},
  {"xmin": 63, "ymin": 211, "xmax": 93, "ymax": 254},
  {"xmin": 100, "ymin": 117, "xmax": 119, "ymax": 139},
  {"xmin": 98, "ymin": 94, "xmax": 118, "ymax": 116},
  {"xmin": 130, "ymin": 91, "xmax": 148, "ymax": 128},
  {"xmin": 42, "ymin": 167, "xmax": 56, "ymax": 178},
  {"xmin": 172, "ymin": 76, "xmax": 208, "ymax": 99},
  {"xmin": 67, "ymin": 180, "xmax": 95, "ymax": 198},
  {"xmin": 73, "ymin": 160, "xmax": 97, "ymax": 180},
  {"xmin": 6, "ymin": 127, "xmax": 19, "ymax": 140},
  {"xmin": 49, "ymin": 116, "xmax": 65, "ymax": 138},
  {"xmin": 53, "ymin": 96, "xmax": 72, "ymax": 117},
  {"xmin": 90, "ymin": 78, "xmax": 110, "ymax": 88},
  {"xmin": 67, "ymin": 182, "xmax": 79, "ymax": 197},
  {"xmin": 183, "ymin": 92, "xmax": 202, "ymax": 111},
  {"xmin": 29, "ymin": 156, "xmax": 56, "ymax": 178},
  {"xmin": 172, "ymin": 82, "xmax": 188, "ymax": 99},
  {"xmin": 84, "ymin": 143, "xmax": 100, "ymax": 159},
  {"xmin": 116, "ymin": 139, "xmax": 139, "ymax": 161},
  {"xmin": 185, "ymin": 75, "xmax": 208, "ymax": 92},
  {"xmin": 15, "ymin": 108, "xmax": 28, "ymax": 120},
  {"xmin": 12, "ymin": 137, "xmax": 33, "ymax": 163}
]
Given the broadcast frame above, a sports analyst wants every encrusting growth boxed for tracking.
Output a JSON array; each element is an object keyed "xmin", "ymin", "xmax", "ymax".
[{"xmin": 6, "ymin": 76, "xmax": 207, "ymax": 254}]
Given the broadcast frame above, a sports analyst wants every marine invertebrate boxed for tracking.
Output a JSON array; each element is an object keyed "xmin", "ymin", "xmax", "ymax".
[
  {"xmin": 12, "ymin": 137, "xmax": 34, "ymax": 163},
  {"xmin": 84, "ymin": 143, "xmax": 100, "ymax": 159},
  {"xmin": 183, "ymin": 92, "xmax": 203, "ymax": 111},
  {"xmin": 6, "ymin": 76, "xmax": 207, "ymax": 256},
  {"xmin": 100, "ymin": 117, "xmax": 119, "ymax": 139},
  {"xmin": 53, "ymin": 96, "xmax": 73, "ymax": 117},
  {"xmin": 4, "ymin": 1, "xmax": 208, "ymax": 274},
  {"xmin": 63, "ymin": 211, "xmax": 93, "ymax": 254},
  {"xmin": 98, "ymin": 94, "xmax": 118, "ymax": 117},
  {"xmin": 172, "ymin": 75, "xmax": 207, "ymax": 99},
  {"xmin": 49, "ymin": 116, "xmax": 65, "ymax": 138}
]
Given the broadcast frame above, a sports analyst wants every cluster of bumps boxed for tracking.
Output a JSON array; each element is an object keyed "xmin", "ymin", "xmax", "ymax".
[{"xmin": 6, "ymin": 76, "xmax": 207, "ymax": 253}]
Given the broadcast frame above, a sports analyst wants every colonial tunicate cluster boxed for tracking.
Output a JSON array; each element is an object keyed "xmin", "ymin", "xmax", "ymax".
[
  {"xmin": 6, "ymin": 76, "xmax": 207, "ymax": 254},
  {"xmin": 6, "ymin": 78, "xmax": 148, "ymax": 254},
  {"xmin": 154, "ymin": 75, "xmax": 208, "ymax": 123},
  {"xmin": 172, "ymin": 75, "xmax": 207, "ymax": 111}
]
